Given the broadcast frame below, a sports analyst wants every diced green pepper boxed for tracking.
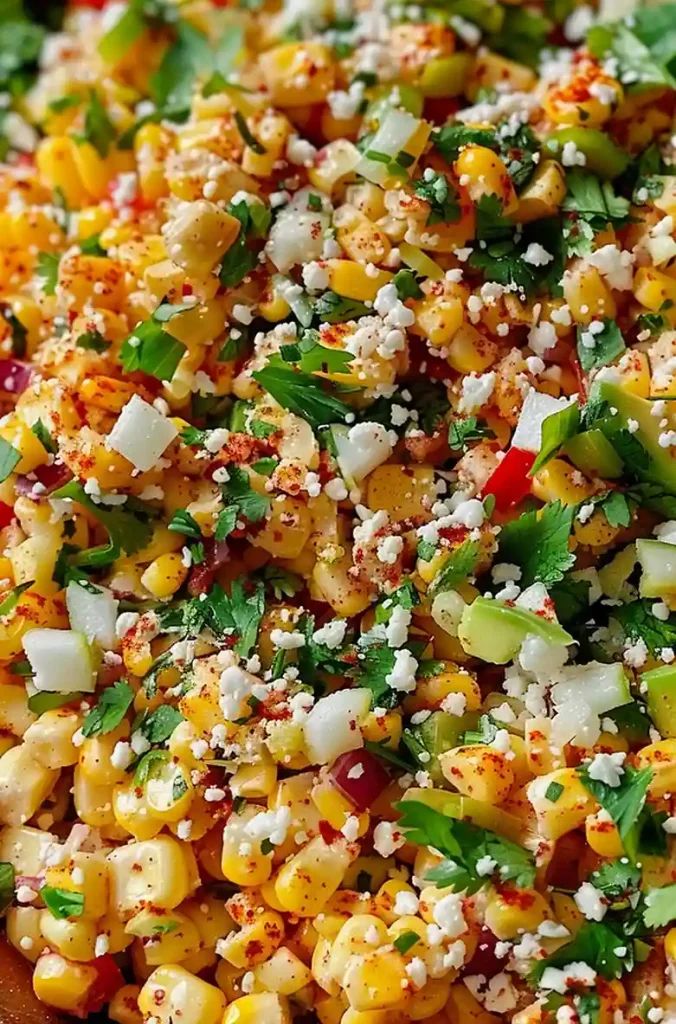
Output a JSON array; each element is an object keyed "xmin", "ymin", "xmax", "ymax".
[
  {"xmin": 545, "ymin": 127, "xmax": 630, "ymax": 179},
  {"xmin": 643, "ymin": 665, "xmax": 676, "ymax": 737},
  {"xmin": 418, "ymin": 54, "xmax": 474, "ymax": 99},
  {"xmin": 564, "ymin": 428, "xmax": 624, "ymax": 479}
]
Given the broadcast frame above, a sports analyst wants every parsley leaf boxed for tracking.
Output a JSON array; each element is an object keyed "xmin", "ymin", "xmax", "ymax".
[
  {"xmin": 0, "ymin": 437, "xmax": 20, "ymax": 482},
  {"xmin": 432, "ymin": 123, "xmax": 496, "ymax": 161},
  {"xmin": 81, "ymin": 680, "xmax": 134, "ymax": 738},
  {"xmin": 36, "ymin": 252, "xmax": 60, "ymax": 295},
  {"xmin": 214, "ymin": 506, "xmax": 238, "ymax": 541},
  {"xmin": 168, "ymin": 509, "xmax": 201, "ymax": 538},
  {"xmin": 253, "ymin": 361, "xmax": 358, "ymax": 431},
  {"xmin": 530, "ymin": 401, "xmax": 580, "ymax": 475},
  {"xmin": 120, "ymin": 301, "xmax": 190, "ymax": 382},
  {"xmin": 75, "ymin": 90, "xmax": 116, "ymax": 157},
  {"xmin": 591, "ymin": 859, "xmax": 641, "ymax": 903},
  {"xmin": 0, "ymin": 862, "xmax": 15, "ymax": 913},
  {"xmin": 219, "ymin": 199, "xmax": 270, "ymax": 288},
  {"xmin": 448, "ymin": 416, "xmax": 494, "ymax": 452},
  {"xmin": 314, "ymin": 291, "xmax": 370, "ymax": 323},
  {"xmin": 532, "ymin": 921, "xmax": 633, "ymax": 982},
  {"xmin": 413, "ymin": 171, "xmax": 460, "ymax": 224},
  {"xmin": 428, "ymin": 539, "xmax": 480, "ymax": 596},
  {"xmin": 644, "ymin": 883, "xmax": 676, "ymax": 929},
  {"xmin": 52, "ymin": 480, "xmax": 153, "ymax": 562},
  {"xmin": 588, "ymin": 7, "xmax": 676, "ymax": 90},
  {"xmin": 222, "ymin": 466, "xmax": 270, "ymax": 524},
  {"xmin": 579, "ymin": 764, "xmax": 652, "ymax": 860},
  {"xmin": 562, "ymin": 171, "xmax": 630, "ymax": 255},
  {"xmin": 392, "ymin": 269, "xmax": 423, "ymax": 301},
  {"xmin": 41, "ymin": 886, "xmax": 85, "ymax": 920},
  {"xmin": 357, "ymin": 640, "xmax": 398, "ymax": 708},
  {"xmin": 612, "ymin": 600, "xmax": 676, "ymax": 656},
  {"xmin": 397, "ymin": 799, "xmax": 536, "ymax": 895},
  {"xmin": 577, "ymin": 319, "xmax": 626, "ymax": 373},
  {"xmin": 280, "ymin": 329, "xmax": 354, "ymax": 374},
  {"xmin": 138, "ymin": 704, "xmax": 184, "ymax": 743},
  {"xmin": 596, "ymin": 490, "xmax": 632, "ymax": 529},
  {"xmin": 260, "ymin": 565, "xmax": 304, "ymax": 600},
  {"xmin": 75, "ymin": 329, "xmax": 109, "ymax": 352},
  {"xmin": 498, "ymin": 500, "xmax": 575, "ymax": 587}
]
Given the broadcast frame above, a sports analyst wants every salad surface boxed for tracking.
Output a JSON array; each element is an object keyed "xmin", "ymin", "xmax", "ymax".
[{"xmin": 0, "ymin": 1, "xmax": 675, "ymax": 1023}]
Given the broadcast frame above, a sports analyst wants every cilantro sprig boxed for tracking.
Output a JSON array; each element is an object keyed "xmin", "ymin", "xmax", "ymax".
[{"xmin": 397, "ymin": 799, "xmax": 536, "ymax": 894}]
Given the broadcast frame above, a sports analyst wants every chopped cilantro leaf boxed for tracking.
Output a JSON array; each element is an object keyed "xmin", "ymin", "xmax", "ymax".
[
  {"xmin": 397, "ymin": 799, "xmax": 536, "ymax": 895},
  {"xmin": 428, "ymin": 539, "xmax": 480, "ymax": 596},
  {"xmin": 82, "ymin": 680, "xmax": 134, "ymax": 738},
  {"xmin": 530, "ymin": 401, "xmax": 580, "ymax": 475},
  {"xmin": 253, "ymin": 361, "xmax": 358, "ymax": 432},
  {"xmin": 497, "ymin": 500, "xmax": 575, "ymax": 587},
  {"xmin": 413, "ymin": 171, "xmax": 460, "ymax": 225},
  {"xmin": 41, "ymin": 887, "xmax": 85, "ymax": 920},
  {"xmin": 36, "ymin": 252, "xmax": 60, "ymax": 295},
  {"xmin": 576, "ymin": 320, "xmax": 626, "ymax": 373},
  {"xmin": 314, "ymin": 291, "xmax": 370, "ymax": 323},
  {"xmin": 532, "ymin": 921, "xmax": 633, "ymax": 982},
  {"xmin": 448, "ymin": 416, "xmax": 494, "ymax": 452},
  {"xmin": 579, "ymin": 764, "xmax": 652, "ymax": 860}
]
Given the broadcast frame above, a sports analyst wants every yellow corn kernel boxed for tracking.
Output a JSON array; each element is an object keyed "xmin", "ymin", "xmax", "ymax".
[
  {"xmin": 109, "ymin": 984, "xmax": 143, "ymax": 1024},
  {"xmin": 311, "ymin": 778, "xmax": 369, "ymax": 836},
  {"xmin": 527, "ymin": 769, "xmax": 596, "ymax": 841},
  {"xmin": 253, "ymin": 946, "xmax": 313, "ymax": 995},
  {"xmin": 404, "ymin": 665, "xmax": 481, "ymax": 714},
  {"xmin": 360, "ymin": 711, "xmax": 402, "ymax": 749},
  {"xmin": 258, "ymin": 281, "xmax": 291, "ymax": 323},
  {"xmin": 343, "ymin": 948, "xmax": 408, "ymax": 1011},
  {"xmin": 36, "ymin": 136, "xmax": 90, "ymax": 207},
  {"xmin": 446, "ymin": 323, "xmax": 498, "ymax": 374},
  {"xmin": 634, "ymin": 265, "xmax": 676, "ymax": 313},
  {"xmin": 221, "ymin": 806, "xmax": 275, "ymax": 887},
  {"xmin": 0, "ymin": 682, "xmax": 36, "ymax": 737},
  {"xmin": 70, "ymin": 141, "xmax": 116, "ymax": 201},
  {"xmin": 39, "ymin": 911, "xmax": 97, "ymax": 962},
  {"xmin": 615, "ymin": 348, "xmax": 651, "ymax": 398},
  {"xmin": 163, "ymin": 200, "xmax": 241, "ymax": 276},
  {"xmin": 230, "ymin": 757, "xmax": 278, "ymax": 799},
  {"xmin": 484, "ymin": 888, "xmax": 551, "ymax": 940},
  {"xmin": 112, "ymin": 780, "xmax": 164, "ymax": 841},
  {"xmin": 532, "ymin": 458, "xmax": 595, "ymax": 506},
  {"xmin": 73, "ymin": 768, "xmax": 115, "ymax": 828},
  {"xmin": 636, "ymin": 740, "xmax": 676, "ymax": 797},
  {"xmin": 439, "ymin": 745, "xmax": 514, "ymax": 803},
  {"xmin": 6, "ymin": 905, "xmax": 42, "ymax": 961},
  {"xmin": 665, "ymin": 927, "xmax": 676, "ymax": 962},
  {"xmin": 126, "ymin": 908, "xmax": 200, "ymax": 966},
  {"xmin": 454, "ymin": 146, "xmax": 517, "ymax": 213},
  {"xmin": 224, "ymin": 993, "xmax": 291, "ymax": 1024},
  {"xmin": 312, "ymin": 549, "xmax": 373, "ymax": 617},
  {"xmin": 260, "ymin": 43, "xmax": 334, "ymax": 106},
  {"xmin": 366, "ymin": 465, "xmax": 436, "ymax": 521},
  {"xmin": 108, "ymin": 836, "xmax": 198, "ymax": 919},
  {"xmin": 242, "ymin": 111, "xmax": 292, "ymax": 178},
  {"xmin": 0, "ymin": 417, "xmax": 48, "ymax": 475},
  {"xmin": 563, "ymin": 263, "xmax": 616, "ymax": 324},
  {"xmin": 79, "ymin": 723, "xmax": 130, "ymax": 787},
  {"xmin": 525, "ymin": 718, "xmax": 564, "ymax": 776},
  {"xmin": 0, "ymin": 742, "xmax": 58, "ymax": 826},
  {"xmin": 334, "ymin": 206, "xmax": 391, "ymax": 265},
  {"xmin": 32, "ymin": 953, "xmax": 99, "ymax": 1013},
  {"xmin": 585, "ymin": 811, "xmax": 623, "ymax": 858},
  {"xmin": 543, "ymin": 69, "xmax": 621, "ymax": 128},
  {"xmin": 44, "ymin": 850, "xmax": 109, "ymax": 920},
  {"xmin": 413, "ymin": 293, "xmax": 464, "ymax": 347},
  {"xmin": 218, "ymin": 911, "xmax": 285, "ymax": 969},
  {"xmin": 574, "ymin": 508, "xmax": 621, "ymax": 548},
  {"xmin": 139, "ymin": 965, "xmax": 226, "ymax": 1024},
  {"xmin": 145, "ymin": 758, "xmax": 194, "ymax": 823},
  {"xmin": 274, "ymin": 836, "xmax": 353, "ymax": 916},
  {"xmin": 328, "ymin": 915, "xmax": 388, "ymax": 985},
  {"xmin": 141, "ymin": 552, "xmax": 189, "ymax": 600},
  {"xmin": 515, "ymin": 160, "xmax": 567, "ymax": 223},
  {"xmin": 325, "ymin": 259, "xmax": 393, "ymax": 302},
  {"xmin": 252, "ymin": 496, "xmax": 311, "ymax": 559}
]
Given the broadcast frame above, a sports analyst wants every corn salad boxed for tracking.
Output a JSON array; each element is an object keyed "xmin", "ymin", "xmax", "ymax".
[{"xmin": 0, "ymin": 0, "xmax": 675, "ymax": 1022}]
